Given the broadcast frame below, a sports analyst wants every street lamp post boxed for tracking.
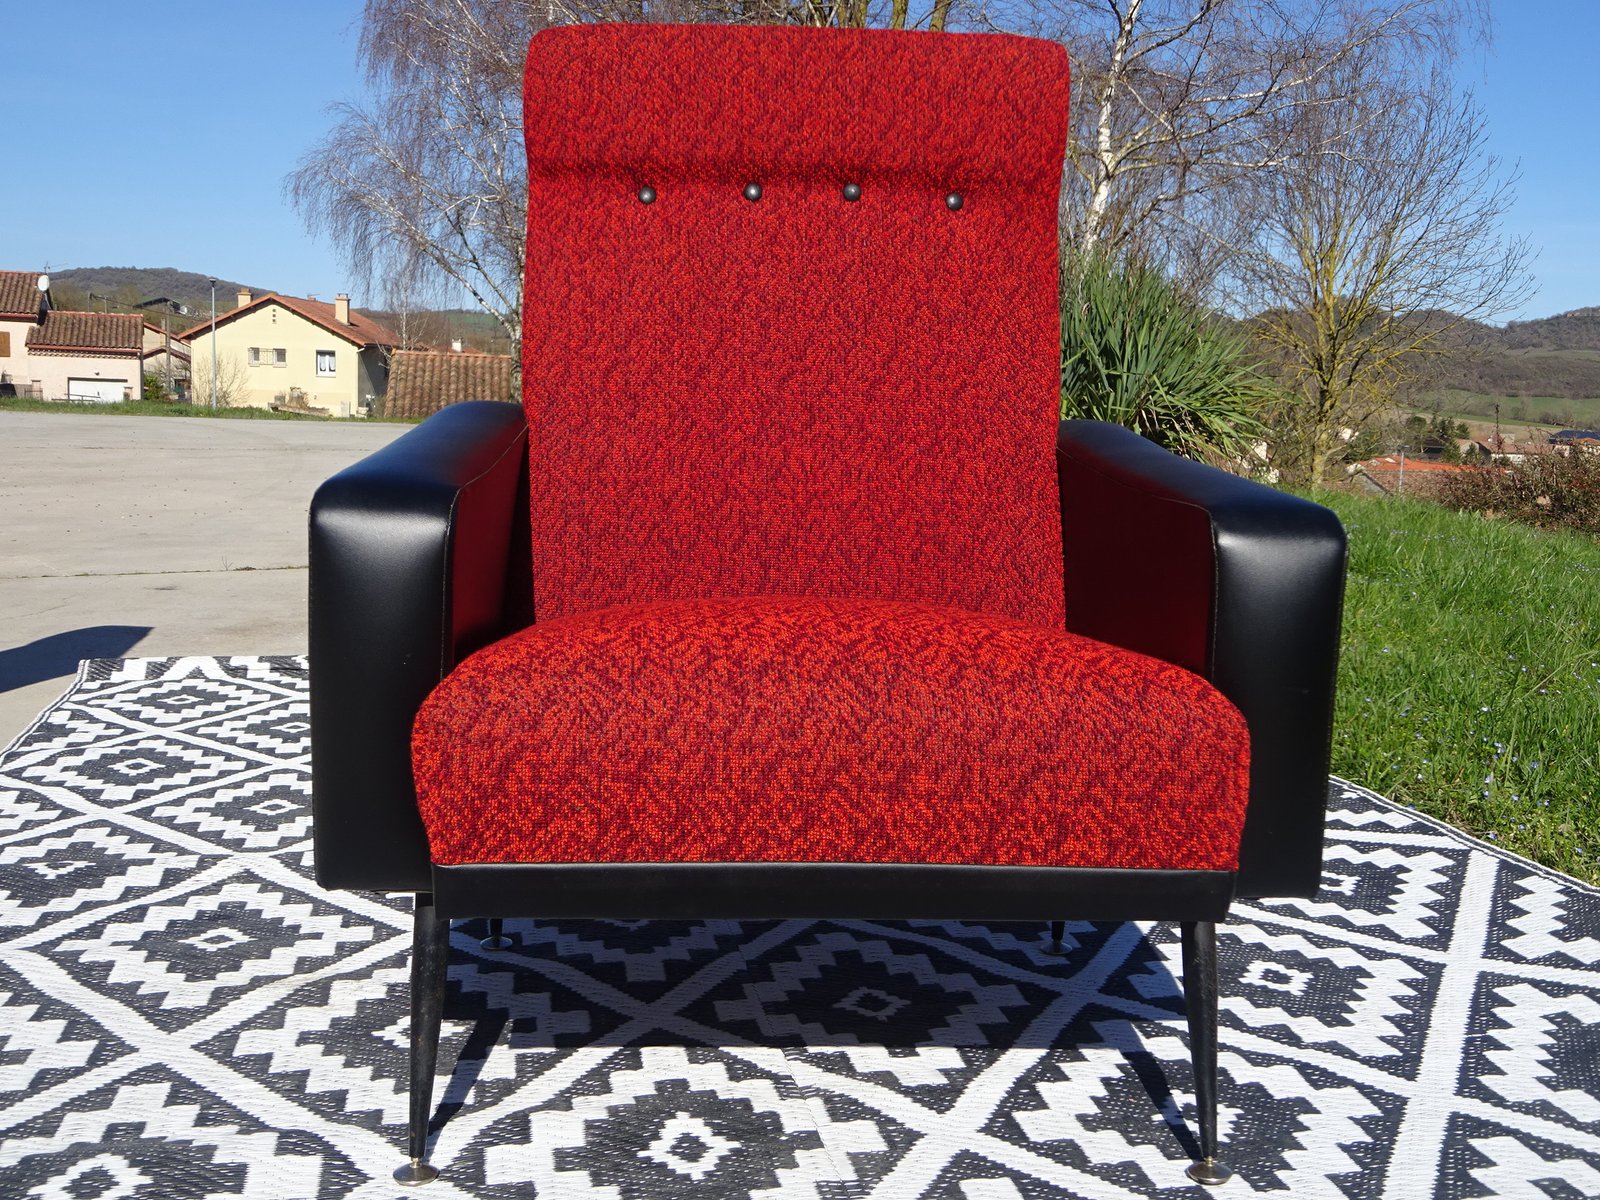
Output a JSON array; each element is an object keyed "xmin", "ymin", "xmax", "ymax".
[{"xmin": 208, "ymin": 278, "xmax": 218, "ymax": 410}]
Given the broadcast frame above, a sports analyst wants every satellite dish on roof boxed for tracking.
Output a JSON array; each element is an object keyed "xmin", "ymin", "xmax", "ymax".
[{"xmin": 37, "ymin": 274, "xmax": 49, "ymax": 292}]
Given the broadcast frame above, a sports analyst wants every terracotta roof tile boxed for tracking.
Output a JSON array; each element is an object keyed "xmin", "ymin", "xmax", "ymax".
[
  {"xmin": 25, "ymin": 310, "xmax": 144, "ymax": 353},
  {"xmin": 384, "ymin": 349, "xmax": 516, "ymax": 419},
  {"xmin": 1358, "ymin": 456, "xmax": 1482, "ymax": 474},
  {"xmin": 174, "ymin": 292, "xmax": 400, "ymax": 347},
  {"xmin": 0, "ymin": 270, "xmax": 45, "ymax": 318}
]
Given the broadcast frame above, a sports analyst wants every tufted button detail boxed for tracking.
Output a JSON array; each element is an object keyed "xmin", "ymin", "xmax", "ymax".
[
  {"xmin": 842, "ymin": 183, "xmax": 862, "ymax": 202},
  {"xmin": 637, "ymin": 186, "xmax": 656, "ymax": 204},
  {"xmin": 945, "ymin": 191, "xmax": 964, "ymax": 212},
  {"xmin": 743, "ymin": 182, "xmax": 763, "ymax": 202}
]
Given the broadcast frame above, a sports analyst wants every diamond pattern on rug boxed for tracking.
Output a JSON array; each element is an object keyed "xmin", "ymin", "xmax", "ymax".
[
  {"xmin": 203, "ymin": 943, "xmax": 611, "ymax": 1132},
  {"xmin": 0, "ymin": 784, "xmax": 71, "ymax": 836},
  {"xmin": 1487, "ymin": 870, "xmax": 1600, "ymax": 967},
  {"xmin": 702, "ymin": 928, "xmax": 1053, "ymax": 1098},
  {"xmin": 43, "ymin": 878, "xmax": 376, "ymax": 1030},
  {"xmin": 993, "ymin": 1017, "xmax": 1401, "ymax": 1198},
  {"xmin": 13, "ymin": 735, "xmax": 248, "ymax": 807},
  {"xmin": 1213, "ymin": 923, "xmax": 1439, "ymax": 1073},
  {"xmin": 0, "ymin": 823, "xmax": 208, "ymax": 930},
  {"xmin": 141, "ymin": 771, "xmax": 310, "ymax": 852},
  {"xmin": 0, "ymin": 960, "xmax": 133, "ymax": 1107},
  {"xmin": 479, "ymin": 1046, "xmax": 902, "ymax": 1198},
  {"xmin": 63, "ymin": 676, "xmax": 277, "ymax": 730},
  {"xmin": 1250, "ymin": 839, "xmax": 1469, "ymax": 949},
  {"xmin": 1436, "ymin": 1114, "xmax": 1600, "ymax": 1200},
  {"xmin": 183, "ymin": 702, "xmax": 312, "ymax": 760},
  {"xmin": 1462, "ymin": 972, "xmax": 1600, "ymax": 1131},
  {"xmin": 1, "ymin": 657, "xmax": 1598, "ymax": 1198},
  {"xmin": 516, "ymin": 916, "xmax": 782, "ymax": 997},
  {"xmin": 0, "ymin": 1066, "xmax": 362, "ymax": 1200}
]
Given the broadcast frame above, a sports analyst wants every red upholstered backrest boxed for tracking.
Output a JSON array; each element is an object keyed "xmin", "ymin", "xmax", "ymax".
[{"xmin": 522, "ymin": 23, "xmax": 1070, "ymax": 628}]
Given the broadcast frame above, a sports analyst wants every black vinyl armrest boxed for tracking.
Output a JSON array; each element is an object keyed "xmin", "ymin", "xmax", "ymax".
[
  {"xmin": 309, "ymin": 401, "xmax": 529, "ymax": 891},
  {"xmin": 1057, "ymin": 420, "xmax": 1347, "ymax": 899}
]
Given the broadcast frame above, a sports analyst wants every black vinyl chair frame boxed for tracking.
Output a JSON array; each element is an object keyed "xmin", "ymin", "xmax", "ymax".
[{"xmin": 309, "ymin": 401, "xmax": 1347, "ymax": 1187}]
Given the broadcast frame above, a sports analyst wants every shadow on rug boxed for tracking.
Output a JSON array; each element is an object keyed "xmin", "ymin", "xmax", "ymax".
[{"xmin": 1, "ymin": 657, "xmax": 1597, "ymax": 1198}]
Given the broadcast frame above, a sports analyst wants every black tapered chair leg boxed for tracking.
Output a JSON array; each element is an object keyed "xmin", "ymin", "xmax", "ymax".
[
  {"xmin": 480, "ymin": 915, "xmax": 512, "ymax": 951},
  {"xmin": 1181, "ymin": 920, "xmax": 1233, "ymax": 1186},
  {"xmin": 1047, "ymin": 919, "xmax": 1066, "ymax": 954},
  {"xmin": 395, "ymin": 895, "xmax": 450, "ymax": 1187}
]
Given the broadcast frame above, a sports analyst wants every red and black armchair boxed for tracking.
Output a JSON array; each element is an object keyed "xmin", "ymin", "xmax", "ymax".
[{"xmin": 310, "ymin": 23, "xmax": 1346, "ymax": 1189}]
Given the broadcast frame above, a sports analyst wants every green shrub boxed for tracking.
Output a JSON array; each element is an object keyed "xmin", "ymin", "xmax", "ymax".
[
  {"xmin": 1436, "ymin": 452, "xmax": 1600, "ymax": 538},
  {"xmin": 1059, "ymin": 252, "xmax": 1273, "ymax": 463}
]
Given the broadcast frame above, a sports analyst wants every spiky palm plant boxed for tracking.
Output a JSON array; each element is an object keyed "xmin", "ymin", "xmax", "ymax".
[{"xmin": 1059, "ymin": 252, "xmax": 1274, "ymax": 465}]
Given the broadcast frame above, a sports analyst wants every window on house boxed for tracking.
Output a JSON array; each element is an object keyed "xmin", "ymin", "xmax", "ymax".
[
  {"xmin": 247, "ymin": 347, "xmax": 260, "ymax": 366},
  {"xmin": 316, "ymin": 350, "xmax": 336, "ymax": 376},
  {"xmin": 0, "ymin": 331, "xmax": 10, "ymax": 356},
  {"xmin": 274, "ymin": 347, "xmax": 287, "ymax": 366}
]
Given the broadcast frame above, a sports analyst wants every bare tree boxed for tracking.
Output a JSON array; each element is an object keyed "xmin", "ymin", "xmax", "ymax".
[
  {"xmin": 288, "ymin": 1, "xmax": 977, "ymax": 361},
  {"xmin": 289, "ymin": 0, "xmax": 551, "ymax": 357},
  {"xmin": 188, "ymin": 350, "xmax": 253, "ymax": 410},
  {"xmin": 1239, "ymin": 44, "xmax": 1531, "ymax": 485},
  {"xmin": 1000, "ymin": 0, "xmax": 1481, "ymax": 285}
]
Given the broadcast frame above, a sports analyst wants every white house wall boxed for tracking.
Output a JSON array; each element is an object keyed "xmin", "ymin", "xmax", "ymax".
[
  {"xmin": 26, "ymin": 351, "xmax": 140, "ymax": 403},
  {"xmin": 0, "ymin": 315, "xmax": 39, "ymax": 395}
]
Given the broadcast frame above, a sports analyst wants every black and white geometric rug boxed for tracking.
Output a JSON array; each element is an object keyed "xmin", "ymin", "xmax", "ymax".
[{"xmin": 1, "ymin": 657, "xmax": 1597, "ymax": 1199}]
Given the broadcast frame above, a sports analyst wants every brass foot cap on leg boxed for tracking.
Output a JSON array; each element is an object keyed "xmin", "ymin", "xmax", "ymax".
[
  {"xmin": 480, "ymin": 934, "xmax": 514, "ymax": 951},
  {"xmin": 1186, "ymin": 1158, "xmax": 1233, "ymax": 1186},
  {"xmin": 394, "ymin": 1159, "xmax": 439, "ymax": 1186}
]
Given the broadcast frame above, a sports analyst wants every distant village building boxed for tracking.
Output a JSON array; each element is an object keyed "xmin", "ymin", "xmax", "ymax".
[
  {"xmin": 1550, "ymin": 429, "xmax": 1600, "ymax": 454},
  {"xmin": 25, "ymin": 312, "xmax": 152, "ymax": 403},
  {"xmin": 0, "ymin": 269, "xmax": 51, "ymax": 397},
  {"xmin": 383, "ymin": 347, "xmax": 516, "ymax": 420},
  {"xmin": 1494, "ymin": 441, "xmax": 1570, "ymax": 465},
  {"xmin": 1348, "ymin": 455, "xmax": 1488, "ymax": 498},
  {"xmin": 179, "ymin": 289, "xmax": 398, "ymax": 418},
  {"xmin": 2, "ymin": 269, "xmax": 193, "ymax": 402}
]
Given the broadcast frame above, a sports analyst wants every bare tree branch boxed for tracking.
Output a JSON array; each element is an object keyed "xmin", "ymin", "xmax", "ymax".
[{"xmin": 1235, "ymin": 46, "xmax": 1530, "ymax": 484}]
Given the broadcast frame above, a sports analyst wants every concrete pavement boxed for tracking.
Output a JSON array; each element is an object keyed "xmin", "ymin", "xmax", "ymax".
[{"xmin": 0, "ymin": 412, "xmax": 409, "ymax": 748}]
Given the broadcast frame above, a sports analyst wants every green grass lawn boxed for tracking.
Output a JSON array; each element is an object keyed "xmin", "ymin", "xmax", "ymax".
[
  {"xmin": 1423, "ymin": 387, "xmax": 1600, "ymax": 430},
  {"xmin": 1315, "ymin": 489, "xmax": 1600, "ymax": 884}
]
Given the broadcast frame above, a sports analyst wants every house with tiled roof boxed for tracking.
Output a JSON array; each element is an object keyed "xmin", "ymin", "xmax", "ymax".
[
  {"xmin": 178, "ymin": 289, "xmax": 398, "ymax": 418},
  {"xmin": 1348, "ymin": 455, "xmax": 1493, "ymax": 498},
  {"xmin": 23, "ymin": 311, "xmax": 152, "ymax": 402},
  {"xmin": 0, "ymin": 269, "xmax": 52, "ymax": 397},
  {"xmin": 1, "ymin": 270, "xmax": 190, "ymax": 402},
  {"xmin": 383, "ymin": 347, "xmax": 516, "ymax": 420}
]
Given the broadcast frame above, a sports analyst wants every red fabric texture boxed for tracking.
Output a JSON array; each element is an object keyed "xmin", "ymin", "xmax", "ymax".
[
  {"xmin": 413, "ymin": 597, "xmax": 1251, "ymax": 870},
  {"xmin": 521, "ymin": 25, "xmax": 1071, "ymax": 629}
]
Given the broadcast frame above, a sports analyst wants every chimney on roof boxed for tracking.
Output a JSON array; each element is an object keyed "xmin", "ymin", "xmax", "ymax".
[
  {"xmin": 334, "ymin": 293, "xmax": 351, "ymax": 326},
  {"xmin": 236, "ymin": 288, "xmax": 252, "ymax": 310},
  {"xmin": 451, "ymin": 338, "xmax": 463, "ymax": 353}
]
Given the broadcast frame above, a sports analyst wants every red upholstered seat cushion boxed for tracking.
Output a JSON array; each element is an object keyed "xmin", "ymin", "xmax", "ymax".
[{"xmin": 412, "ymin": 597, "xmax": 1250, "ymax": 871}]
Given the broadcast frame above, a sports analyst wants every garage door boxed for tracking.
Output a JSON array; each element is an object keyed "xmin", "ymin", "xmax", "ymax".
[{"xmin": 66, "ymin": 378, "xmax": 128, "ymax": 403}]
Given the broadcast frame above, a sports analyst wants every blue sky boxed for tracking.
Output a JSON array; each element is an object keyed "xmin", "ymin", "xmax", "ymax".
[{"xmin": 2, "ymin": 2, "xmax": 1594, "ymax": 321}]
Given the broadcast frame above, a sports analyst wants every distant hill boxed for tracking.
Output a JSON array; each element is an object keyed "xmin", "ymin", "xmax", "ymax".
[
  {"xmin": 366, "ymin": 308, "xmax": 513, "ymax": 355},
  {"xmin": 43, "ymin": 266, "xmax": 510, "ymax": 352},
  {"xmin": 48, "ymin": 267, "xmax": 272, "ymax": 319},
  {"xmin": 1502, "ymin": 307, "xmax": 1600, "ymax": 351},
  {"xmin": 1431, "ymin": 309, "xmax": 1600, "ymax": 402},
  {"xmin": 39, "ymin": 265, "xmax": 1599, "ymax": 393}
]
